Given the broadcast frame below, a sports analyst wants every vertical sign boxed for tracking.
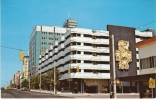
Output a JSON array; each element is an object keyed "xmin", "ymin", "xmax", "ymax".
[{"xmin": 20, "ymin": 50, "xmax": 24, "ymax": 61}]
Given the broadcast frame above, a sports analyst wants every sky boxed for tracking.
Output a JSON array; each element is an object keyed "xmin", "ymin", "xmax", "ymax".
[{"xmin": 1, "ymin": 0, "xmax": 156, "ymax": 87}]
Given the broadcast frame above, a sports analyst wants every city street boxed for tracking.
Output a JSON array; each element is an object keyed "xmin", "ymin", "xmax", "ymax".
[
  {"xmin": 1, "ymin": 89, "xmax": 72, "ymax": 98},
  {"xmin": 1, "ymin": 89, "xmax": 140, "ymax": 98}
]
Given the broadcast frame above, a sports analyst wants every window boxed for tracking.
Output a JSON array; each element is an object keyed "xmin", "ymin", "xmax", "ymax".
[
  {"xmin": 92, "ymin": 44, "xmax": 97, "ymax": 48},
  {"xmin": 93, "ymin": 61, "xmax": 97, "ymax": 65},
  {"xmin": 84, "ymin": 43, "xmax": 92, "ymax": 46},
  {"xmin": 70, "ymin": 51, "xmax": 81, "ymax": 55},
  {"xmin": 70, "ymin": 42, "xmax": 81, "ymax": 46},
  {"xmin": 84, "ymin": 34, "xmax": 92, "ymax": 38},
  {"xmin": 84, "ymin": 51, "xmax": 92, "ymax": 55},
  {"xmin": 140, "ymin": 56, "xmax": 155, "ymax": 69},
  {"xmin": 84, "ymin": 60, "xmax": 92, "ymax": 63},
  {"xmin": 76, "ymin": 34, "xmax": 81, "ymax": 37},
  {"xmin": 70, "ymin": 60, "xmax": 81, "ymax": 63},
  {"xmin": 93, "ymin": 52, "xmax": 97, "ymax": 56},
  {"xmin": 92, "ymin": 36, "xmax": 96, "ymax": 39},
  {"xmin": 154, "ymin": 56, "xmax": 156, "ymax": 67}
]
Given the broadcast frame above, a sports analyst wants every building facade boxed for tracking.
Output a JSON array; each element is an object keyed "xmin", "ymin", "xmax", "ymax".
[
  {"xmin": 38, "ymin": 26, "xmax": 153, "ymax": 93},
  {"xmin": 14, "ymin": 71, "xmax": 20, "ymax": 87},
  {"xmin": 29, "ymin": 26, "xmax": 67, "ymax": 76},
  {"xmin": 136, "ymin": 36, "xmax": 156, "ymax": 98}
]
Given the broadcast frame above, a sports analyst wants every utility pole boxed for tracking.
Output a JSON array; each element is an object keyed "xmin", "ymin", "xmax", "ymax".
[
  {"xmin": 111, "ymin": 34, "xmax": 117, "ymax": 98},
  {"xmin": 53, "ymin": 27, "xmax": 56, "ymax": 94},
  {"xmin": 54, "ymin": 67, "xmax": 56, "ymax": 94},
  {"xmin": 39, "ymin": 67, "xmax": 41, "ymax": 92},
  {"xmin": 29, "ymin": 72, "xmax": 30, "ymax": 90}
]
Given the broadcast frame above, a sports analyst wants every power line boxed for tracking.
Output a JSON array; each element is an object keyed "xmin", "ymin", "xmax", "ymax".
[
  {"xmin": 137, "ymin": 20, "xmax": 156, "ymax": 29},
  {"xmin": 0, "ymin": 45, "xmax": 40, "ymax": 51},
  {"xmin": 0, "ymin": 45, "xmax": 22, "ymax": 51}
]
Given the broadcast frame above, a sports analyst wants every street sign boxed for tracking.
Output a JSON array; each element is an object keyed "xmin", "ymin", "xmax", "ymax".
[{"xmin": 149, "ymin": 78, "xmax": 155, "ymax": 88}]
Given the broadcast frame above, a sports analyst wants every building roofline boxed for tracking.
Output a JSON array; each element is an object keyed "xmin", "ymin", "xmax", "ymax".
[{"xmin": 136, "ymin": 36, "xmax": 156, "ymax": 48}]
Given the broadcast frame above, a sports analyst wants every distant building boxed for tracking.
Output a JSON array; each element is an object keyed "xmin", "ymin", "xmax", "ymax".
[{"xmin": 14, "ymin": 71, "xmax": 20, "ymax": 87}]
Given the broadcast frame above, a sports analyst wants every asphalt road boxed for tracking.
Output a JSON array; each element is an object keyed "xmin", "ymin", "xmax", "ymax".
[
  {"xmin": 1, "ymin": 89, "xmax": 72, "ymax": 98},
  {"xmin": 1, "ymin": 89, "xmax": 140, "ymax": 98}
]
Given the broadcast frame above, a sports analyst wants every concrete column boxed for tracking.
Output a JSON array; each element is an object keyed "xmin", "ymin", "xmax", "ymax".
[
  {"xmin": 139, "ymin": 81, "xmax": 144, "ymax": 98},
  {"xmin": 81, "ymin": 43, "xmax": 84, "ymax": 46},
  {"xmin": 81, "ymin": 69, "xmax": 84, "ymax": 73},
  {"xmin": 130, "ymin": 81, "xmax": 132, "ymax": 93},
  {"xmin": 81, "ymin": 34, "xmax": 84, "ymax": 37},
  {"xmin": 81, "ymin": 79, "xmax": 83, "ymax": 93}
]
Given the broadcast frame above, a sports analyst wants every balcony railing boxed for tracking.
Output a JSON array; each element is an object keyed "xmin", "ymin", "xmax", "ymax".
[{"xmin": 60, "ymin": 72, "xmax": 110, "ymax": 80}]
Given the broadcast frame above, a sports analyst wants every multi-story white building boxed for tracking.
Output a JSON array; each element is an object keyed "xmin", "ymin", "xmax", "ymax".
[{"xmin": 38, "ymin": 26, "xmax": 154, "ymax": 93}]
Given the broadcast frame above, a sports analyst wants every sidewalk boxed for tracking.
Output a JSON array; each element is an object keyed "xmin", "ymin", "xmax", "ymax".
[
  {"xmin": 30, "ymin": 89, "xmax": 139, "ymax": 97},
  {"xmin": 30, "ymin": 89, "xmax": 54, "ymax": 94}
]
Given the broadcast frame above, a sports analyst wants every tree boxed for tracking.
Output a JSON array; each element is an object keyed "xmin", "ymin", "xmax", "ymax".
[
  {"xmin": 21, "ymin": 79, "xmax": 29, "ymax": 88},
  {"xmin": 29, "ymin": 68, "xmax": 61, "ymax": 90},
  {"xmin": 30, "ymin": 75, "xmax": 40, "ymax": 89},
  {"xmin": 41, "ymin": 68, "xmax": 61, "ymax": 91}
]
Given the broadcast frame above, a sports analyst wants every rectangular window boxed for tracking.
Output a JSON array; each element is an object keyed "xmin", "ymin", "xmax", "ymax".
[
  {"xmin": 140, "ymin": 57, "xmax": 153, "ymax": 69},
  {"xmin": 153, "ymin": 56, "xmax": 156, "ymax": 67},
  {"xmin": 93, "ymin": 52, "xmax": 97, "ymax": 56},
  {"xmin": 84, "ymin": 60, "xmax": 92, "ymax": 63}
]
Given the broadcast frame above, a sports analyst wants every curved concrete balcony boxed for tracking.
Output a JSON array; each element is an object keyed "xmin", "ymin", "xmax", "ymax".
[
  {"xmin": 60, "ymin": 72, "xmax": 110, "ymax": 80},
  {"xmin": 135, "ymin": 30, "xmax": 153, "ymax": 37},
  {"xmin": 92, "ymin": 31, "xmax": 109, "ymax": 36},
  {"xmin": 58, "ymin": 43, "xmax": 64, "ymax": 51},
  {"xmin": 64, "ymin": 37, "xmax": 71, "ymax": 47},
  {"xmin": 59, "ymin": 63, "xmax": 110, "ymax": 72},
  {"xmin": 93, "ymin": 39, "xmax": 109, "ymax": 44},
  {"xmin": 70, "ymin": 37, "xmax": 109, "ymax": 45},
  {"xmin": 70, "ymin": 45, "xmax": 109, "ymax": 53},
  {"xmin": 70, "ymin": 54, "xmax": 110, "ymax": 61}
]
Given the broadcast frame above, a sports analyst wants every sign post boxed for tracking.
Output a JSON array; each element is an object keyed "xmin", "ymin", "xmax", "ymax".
[{"xmin": 149, "ymin": 78, "xmax": 155, "ymax": 98}]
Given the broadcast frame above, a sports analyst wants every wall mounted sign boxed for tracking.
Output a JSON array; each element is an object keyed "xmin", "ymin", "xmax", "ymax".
[{"xmin": 115, "ymin": 40, "xmax": 132, "ymax": 70}]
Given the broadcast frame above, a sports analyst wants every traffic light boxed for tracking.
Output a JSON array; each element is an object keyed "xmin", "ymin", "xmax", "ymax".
[
  {"xmin": 76, "ymin": 66, "xmax": 80, "ymax": 72},
  {"xmin": 68, "ymin": 68, "xmax": 70, "ymax": 74},
  {"xmin": 20, "ymin": 50, "xmax": 24, "ymax": 61}
]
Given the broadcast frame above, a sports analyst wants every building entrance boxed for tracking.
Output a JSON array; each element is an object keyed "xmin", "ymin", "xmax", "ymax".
[{"xmin": 85, "ymin": 85, "xmax": 98, "ymax": 93}]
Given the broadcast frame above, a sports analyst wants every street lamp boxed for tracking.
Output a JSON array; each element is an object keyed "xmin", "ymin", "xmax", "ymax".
[
  {"xmin": 39, "ymin": 66, "xmax": 41, "ymax": 91},
  {"xmin": 51, "ymin": 78, "xmax": 54, "ymax": 94},
  {"xmin": 29, "ymin": 72, "xmax": 31, "ymax": 90},
  {"xmin": 54, "ymin": 67, "xmax": 56, "ymax": 94},
  {"xmin": 110, "ymin": 34, "xmax": 117, "ymax": 98}
]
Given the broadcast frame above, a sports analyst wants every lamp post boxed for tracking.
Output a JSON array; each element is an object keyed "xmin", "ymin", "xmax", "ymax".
[
  {"xmin": 111, "ymin": 34, "xmax": 117, "ymax": 98},
  {"xmin": 51, "ymin": 78, "xmax": 53, "ymax": 94},
  {"xmin": 39, "ymin": 67, "xmax": 41, "ymax": 92},
  {"xmin": 54, "ymin": 67, "xmax": 56, "ymax": 94},
  {"xmin": 29, "ymin": 72, "xmax": 30, "ymax": 90}
]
